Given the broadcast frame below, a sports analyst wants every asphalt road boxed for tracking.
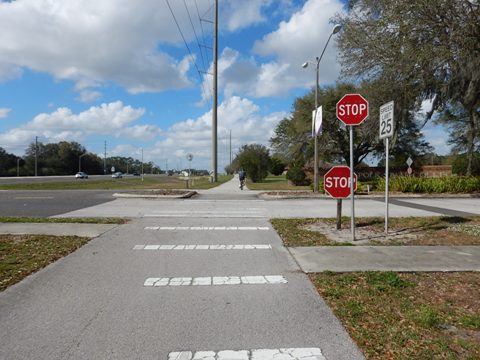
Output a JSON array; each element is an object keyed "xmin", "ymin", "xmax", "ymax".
[
  {"xmin": 0, "ymin": 190, "xmax": 116, "ymax": 217},
  {"xmin": 2, "ymin": 178, "xmax": 480, "ymax": 359},
  {"xmin": 0, "ymin": 175, "xmax": 112, "ymax": 185},
  {"xmin": 0, "ymin": 218, "xmax": 364, "ymax": 360}
]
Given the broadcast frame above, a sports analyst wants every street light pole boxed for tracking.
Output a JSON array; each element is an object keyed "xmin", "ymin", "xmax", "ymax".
[
  {"xmin": 79, "ymin": 153, "xmax": 87, "ymax": 172},
  {"xmin": 302, "ymin": 24, "xmax": 341, "ymax": 192},
  {"xmin": 314, "ymin": 57, "xmax": 320, "ymax": 192},
  {"xmin": 141, "ymin": 148, "xmax": 144, "ymax": 182},
  {"xmin": 35, "ymin": 136, "xmax": 38, "ymax": 177}
]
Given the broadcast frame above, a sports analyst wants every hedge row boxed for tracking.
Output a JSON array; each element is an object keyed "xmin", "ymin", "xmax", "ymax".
[{"xmin": 375, "ymin": 176, "xmax": 480, "ymax": 193}]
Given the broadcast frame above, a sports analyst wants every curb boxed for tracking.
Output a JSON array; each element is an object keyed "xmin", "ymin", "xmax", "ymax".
[
  {"xmin": 258, "ymin": 191, "xmax": 480, "ymax": 200},
  {"xmin": 113, "ymin": 191, "xmax": 197, "ymax": 199}
]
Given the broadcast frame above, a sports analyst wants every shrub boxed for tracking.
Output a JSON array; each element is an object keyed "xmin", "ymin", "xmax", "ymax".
[
  {"xmin": 235, "ymin": 144, "xmax": 270, "ymax": 182},
  {"xmin": 376, "ymin": 175, "xmax": 480, "ymax": 193},
  {"xmin": 452, "ymin": 153, "xmax": 480, "ymax": 176},
  {"xmin": 269, "ymin": 157, "xmax": 285, "ymax": 176},
  {"xmin": 286, "ymin": 166, "xmax": 309, "ymax": 186}
]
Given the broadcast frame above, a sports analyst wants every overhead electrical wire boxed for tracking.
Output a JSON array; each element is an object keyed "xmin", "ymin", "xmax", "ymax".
[
  {"xmin": 183, "ymin": 0, "xmax": 206, "ymax": 71},
  {"xmin": 165, "ymin": 0, "xmax": 213, "ymax": 106}
]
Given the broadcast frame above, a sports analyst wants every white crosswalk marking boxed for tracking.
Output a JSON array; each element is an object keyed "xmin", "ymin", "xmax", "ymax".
[
  {"xmin": 144, "ymin": 226, "xmax": 270, "ymax": 231},
  {"xmin": 133, "ymin": 244, "xmax": 272, "ymax": 250},
  {"xmin": 143, "ymin": 275, "xmax": 287, "ymax": 287},
  {"xmin": 168, "ymin": 348, "xmax": 326, "ymax": 360}
]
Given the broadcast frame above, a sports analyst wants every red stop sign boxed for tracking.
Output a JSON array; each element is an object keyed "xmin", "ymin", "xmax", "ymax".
[
  {"xmin": 324, "ymin": 166, "xmax": 357, "ymax": 198},
  {"xmin": 336, "ymin": 94, "xmax": 369, "ymax": 125}
]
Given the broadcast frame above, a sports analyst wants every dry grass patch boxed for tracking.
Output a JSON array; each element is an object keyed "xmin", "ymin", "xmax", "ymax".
[
  {"xmin": 272, "ymin": 216, "xmax": 480, "ymax": 246},
  {"xmin": 311, "ymin": 272, "xmax": 480, "ymax": 359},
  {"xmin": 0, "ymin": 234, "xmax": 90, "ymax": 291},
  {"xmin": 270, "ymin": 218, "xmax": 339, "ymax": 246}
]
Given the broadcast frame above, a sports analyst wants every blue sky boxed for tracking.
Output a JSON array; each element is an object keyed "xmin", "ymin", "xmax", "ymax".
[{"xmin": 0, "ymin": 0, "xmax": 447, "ymax": 172}]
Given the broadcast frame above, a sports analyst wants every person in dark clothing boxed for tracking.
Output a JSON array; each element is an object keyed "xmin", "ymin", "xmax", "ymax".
[{"xmin": 238, "ymin": 170, "xmax": 246, "ymax": 190}]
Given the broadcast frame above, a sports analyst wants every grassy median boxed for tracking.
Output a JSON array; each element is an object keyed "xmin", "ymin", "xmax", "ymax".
[
  {"xmin": 0, "ymin": 234, "xmax": 91, "ymax": 291},
  {"xmin": 311, "ymin": 272, "xmax": 480, "ymax": 359},
  {"xmin": 0, "ymin": 175, "xmax": 233, "ymax": 190},
  {"xmin": 0, "ymin": 216, "xmax": 127, "ymax": 224},
  {"xmin": 271, "ymin": 216, "xmax": 480, "ymax": 246},
  {"xmin": 246, "ymin": 174, "xmax": 311, "ymax": 191}
]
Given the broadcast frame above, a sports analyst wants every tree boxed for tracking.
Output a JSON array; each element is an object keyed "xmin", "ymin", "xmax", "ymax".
[
  {"xmin": 234, "ymin": 144, "xmax": 271, "ymax": 182},
  {"xmin": 452, "ymin": 152, "xmax": 480, "ymax": 176},
  {"xmin": 269, "ymin": 157, "xmax": 285, "ymax": 176},
  {"xmin": 335, "ymin": 0, "xmax": 480, "ymax": 174},
  {"xmin": 23, "ymin": 141, "xmax": 103, "ymax": 175},
  {"xmin": 0, "ymin": 147, "xmax": 18, "ymax": 176},
  {"xmin": 435, "ymin": 103, "xmax": 480, "ymax": 158}
]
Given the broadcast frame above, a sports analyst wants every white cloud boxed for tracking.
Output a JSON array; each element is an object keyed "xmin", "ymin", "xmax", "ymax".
[
  {"xmin": 253, "ymin": 0, "xmax": 344, "ymax": 90},
  {"xmin": 149, "ymin": 96, "xmax": 287, "ymax": 169},
  {"xmin": 0, "ymin": 0, "xmax": 203, "ymax": 94},
  {"xmin": 223, "ymin": 0, "xmax": 271, "ymax": 31},
  {"xmin": 119, "ymin": 124, "xmax": 163, "ymax": 141},
  {"xmin": 76, "ymin": 90, "xmax": 102, "ymax": 103},
  {"xmin": 198, "ymin": 0, "xmax": 345, "ymax": 100},
  {"xmin": 0, "ymin": 62, "xmax": 22, "ymax": 83},
  {"xmin": 0, "ymin": 101, "xmax": 161, "ymax": 152},
  {"xmin": 0, "ymin": 0, "xmax": 301, "ymax": 98},
  {"xmin": 0, "ymin": 107, "xmax": 11, "ymax": 119}
]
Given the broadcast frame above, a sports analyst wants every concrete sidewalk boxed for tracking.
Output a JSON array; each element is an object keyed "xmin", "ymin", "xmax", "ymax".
[
  {"xmin": 0, "ymin": 222, "xmax": 118, "ymax": 237},
  {"xmin": 289, "ymin": 246, "xmax": 480, "ymax": 272}
]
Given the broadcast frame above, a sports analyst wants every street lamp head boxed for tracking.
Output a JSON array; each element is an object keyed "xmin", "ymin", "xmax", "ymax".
[
  {"xmin": 301, "ymin": 62, "xmax": 309, "ymax": 68},
  {"xmin": 332, "ymin": 24, "xmax": 342, "ymax": 34}
]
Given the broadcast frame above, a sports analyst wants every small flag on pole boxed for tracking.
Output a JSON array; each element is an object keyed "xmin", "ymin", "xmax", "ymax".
[{"xmin": 312, "ymin": 106, "xmax": 323, "ymax": 136}]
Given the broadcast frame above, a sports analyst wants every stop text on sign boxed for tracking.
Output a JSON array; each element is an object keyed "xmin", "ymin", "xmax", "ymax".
[
  {"xmin": 336, "ymin": 93, "xmax": 369, "ymax": 126},
  {"xmin": 323, "ymin": 165, "xmax": 358, "ymax": 198},
  {"xmin": 337, "ymin": 103, "xmax": 368, "ymax": 117},
  {"xmin": 324, "ymin": 176, "xmax": 355, "ymax": 188}
]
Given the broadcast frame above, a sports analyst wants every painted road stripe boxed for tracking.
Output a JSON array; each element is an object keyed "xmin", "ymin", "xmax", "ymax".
[
  {"xmin": 144, "ymin": 214, "xmax": 265, "ymax": 218},
  {"xmin": 144, "ymin": 275, "xmax": 287, "ymax": 287},
  {"xmin": 168, "ymin": 348, "xmax": 325, "ymax": 360},
  {"xmin": 134, "ymin": 244, "xmax": 272, "ymax": 250},
  {"xmin": 144, "ymin": 226, "xmax": 270, "ymax": 231}
]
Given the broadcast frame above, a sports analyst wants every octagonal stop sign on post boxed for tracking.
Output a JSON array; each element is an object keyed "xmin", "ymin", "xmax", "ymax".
[
  {"xmin": 336, "ymin": 94, "xmax": 369, "ymax": 126},
  {"xmin": 324, "ymin": 166, "xmax": 357, "ymax": 198}
]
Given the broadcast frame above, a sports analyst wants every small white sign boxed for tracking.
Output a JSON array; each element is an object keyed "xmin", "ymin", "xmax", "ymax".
[
  {"xmin": 111, "ymin": 166, "xmax": 115, "ymax": 173},
  {"xmin": 406, "ymin": 157, "xmax": 413, "ymax": 167},
  {"xmin": 312, "ymin": 106, "xmax": 323, "ymax": 136},
  {"xmin": 379, "ymin": 101, "xmax": 394, "ymax": 139}
]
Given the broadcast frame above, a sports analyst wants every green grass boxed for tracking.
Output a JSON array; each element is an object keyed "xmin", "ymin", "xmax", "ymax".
[
  {"xmin": 246, "ymin": 174, "xmax": 311, "ymax": 191},
  {"xmin": 271, "ymin": 216, "xmax": 480, "ymax": 246},
  {"xmin": 0, "ymin": 175, "xmax": 233, "ymax": 190},
  {"xmin": 270, "ymin": 218, "xmax": 337, "ymax": 246},
  {"xmin": 0, "ymin": 217, "xmax": 127, "ymax": 224},
  {"xmin": 190, "ymin": 175, "xmax": 233, "ymax": 189},
  {"xmin": 310, "ymin": 272, "xmax": 480, "ymax": 359},
  {"xmin": 0, "ymin": 234, "xmax": 91, "ymax": 291}
]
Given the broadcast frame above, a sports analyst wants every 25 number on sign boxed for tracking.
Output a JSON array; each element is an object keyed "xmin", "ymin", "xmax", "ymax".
[{"xmin": 379, "ymin": 101, "xmax": 394, "ymax": 139}]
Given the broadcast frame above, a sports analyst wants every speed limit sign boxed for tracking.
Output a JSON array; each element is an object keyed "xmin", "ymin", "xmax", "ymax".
[{"xmin": 379, "ymin": 101, "xmax": 394, "ymax": 139}]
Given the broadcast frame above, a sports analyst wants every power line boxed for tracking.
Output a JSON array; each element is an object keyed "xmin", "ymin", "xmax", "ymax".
[
  {"xmin": 183, "ymin": 0, "xmax": 206, "ymax": 71},
  {"xmin": 194, "ymin": 0, "xmax": 214, "ymax": 105},
  {"xmin": 194, "ymin": 0, "xmax": 212, "ymax": 65},
  {"xmin": 165, "ymin": 0, "xmax": 212, "ymax": 106}
]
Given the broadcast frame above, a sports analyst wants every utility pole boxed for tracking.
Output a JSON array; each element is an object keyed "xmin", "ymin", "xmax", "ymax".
[
  {"xmin": 165, "ymin": 159, "xmax": 168, "ymax": 174},
  {"xmin": 104, "ymin": 141, "xmax": 107, "ymax": 175},
  {"xmin": 229, "ymin": 129, "xmax": 232, "ymax": 173},
  {"xmin": 141, "ymin": 148, "xmax": 144, "ymax": 182},
  {"xmin": 35, "ymin": 136, "xmax": 38, "ymax": 176},
  {"xmin": 211, "ymin": 0, "xmax": 218, "ymax": 182}
]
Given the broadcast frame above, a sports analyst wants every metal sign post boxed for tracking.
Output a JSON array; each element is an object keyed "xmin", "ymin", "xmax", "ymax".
[
  {"xmin": 349, "ymin": 125, "xmax": 355, "ymax": 240},
  {"xmin": 336, "ymin": 94, "xmax": 369, "ymax": 241},
  {"xmin": 379, "ymin": 101, "xmax": 394, "ymax": 235}
]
